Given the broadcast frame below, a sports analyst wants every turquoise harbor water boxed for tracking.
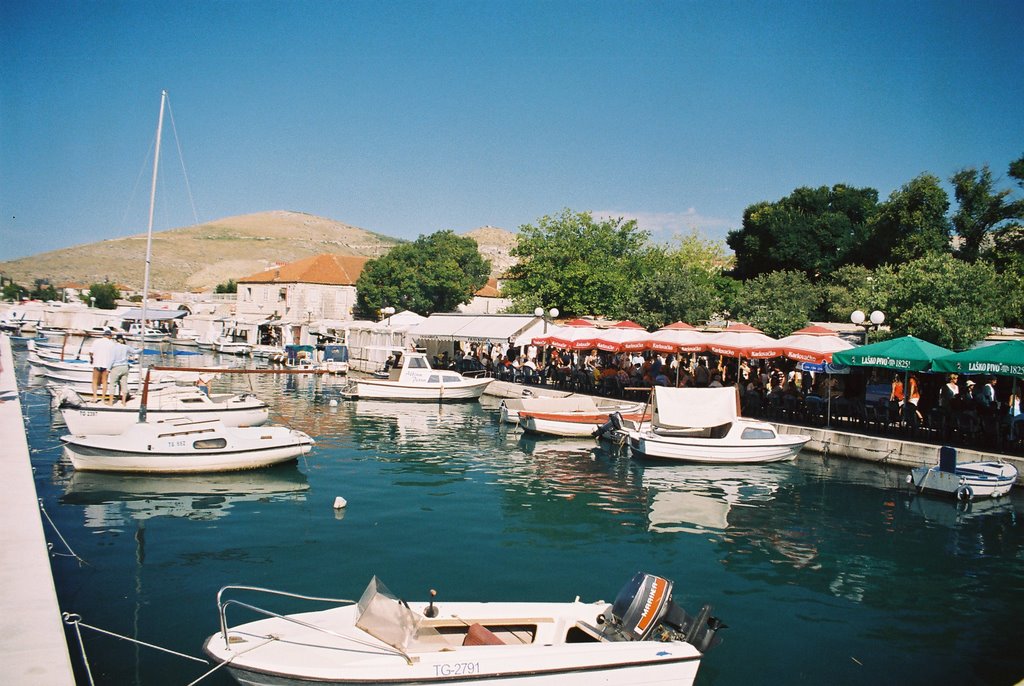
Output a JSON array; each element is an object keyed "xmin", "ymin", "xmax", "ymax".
[{"xmin": 15, "ymin": 350, "xmax": 1024, "ymax": 685}]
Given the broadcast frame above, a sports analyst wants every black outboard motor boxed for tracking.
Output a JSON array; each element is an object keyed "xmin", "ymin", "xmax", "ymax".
[
  {"xmin": 592, "ymin": 411, "xmax": 624, "ymax": 439},
  {"xmin": 606, "ymin": 572, "xmax": 724, "ymax": 653}
]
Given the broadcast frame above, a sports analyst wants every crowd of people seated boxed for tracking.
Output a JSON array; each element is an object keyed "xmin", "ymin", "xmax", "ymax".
[{"xmin": 426, "ymin": 339, "xmax": 1023, "ymax": 451}]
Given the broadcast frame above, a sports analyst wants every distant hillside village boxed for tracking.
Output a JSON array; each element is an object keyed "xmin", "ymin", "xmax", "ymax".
[{"xmin": 0, "ymin": 251, "xmax": 525, "ymax": 373}]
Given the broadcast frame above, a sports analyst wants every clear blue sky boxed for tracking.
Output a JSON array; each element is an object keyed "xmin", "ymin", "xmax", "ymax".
[{"xmin": 1, "ymin": 0, "xmax": 1021, "ymax": 261}]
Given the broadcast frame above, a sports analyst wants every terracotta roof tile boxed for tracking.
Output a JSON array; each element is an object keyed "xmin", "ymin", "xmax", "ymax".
[
  {"xmin": 238, "ymin": 254, "xmax": 370, "ymax": 285},
  {"xmin": 474, "ymin": 277, "xmax": 500, "ymax": 297}
]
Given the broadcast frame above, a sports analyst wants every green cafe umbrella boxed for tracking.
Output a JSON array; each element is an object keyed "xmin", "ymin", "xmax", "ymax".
[
  {"xmin": 832, "ymin": 335, "xmax": 953, "ymax": 372},
  {"xmin": 931, "ymin": 340, "xmax": 1024, "ymax": 378}
]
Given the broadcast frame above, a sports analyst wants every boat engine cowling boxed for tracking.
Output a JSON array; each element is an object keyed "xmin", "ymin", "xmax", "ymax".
[
  {"xmin": 592, "ymin": 411, "xmax": 624, "ymax": 439},
  {"xmin": 607, "ymin": 572, "xmax": 724, "ymax": 653}
]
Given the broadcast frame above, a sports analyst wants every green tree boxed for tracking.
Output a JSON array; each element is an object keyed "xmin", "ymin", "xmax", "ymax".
[
  {"xmin": 83, "ymin": 282, "xmax": 120, "ymax": 309},
  {"xmin": 29, "ymin": 279, "xmax": 58, "ymax": 301},
  {"xmin": 818, "ymin": 264, "xmax": 892, "ymax": 322},
  {"xmin": 732, "ymin": 270, "xmax": 821, "ymax": 337},
  {"xmin": 881, "ymin": 253, "xmax": 1002, "ymax": 349},
  {"xmin": 950, "ymin": 156, "xmax": 1024, "ymax": 263},
  {"xmin": 503, "ymin": 209, "xmax": 650, "ymax": 317},
  {"xmin": 215, "ymin": 279, "xmax": 238, "ymax": 294},
  {"xmin": 355, "ymin": 230, "xmax": 490, "ymax": 317},
  {"xmin": 726, "ymin": 184, "xmax": 877, "ymax": 280},
  {"xmin": 865, "ymin": 174, "xmax": 951, "ymax": 264},
  {"xmin": 2, "ymin": 281, "xmax": 27, "ymax": 301},
  {"xmin": 616, "ymin": 246, "xmax": 729, "ymax": 328}
]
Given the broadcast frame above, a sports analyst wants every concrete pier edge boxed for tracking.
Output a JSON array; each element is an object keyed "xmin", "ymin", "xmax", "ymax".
[{"xmin": 0, "ymin": 334, "xmax": 76, "ymax": 684}]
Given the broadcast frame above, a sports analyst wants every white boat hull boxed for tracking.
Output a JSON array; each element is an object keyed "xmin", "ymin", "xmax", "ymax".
[
  {"xmin": 61, "ymin": 421, "xmax": 313, "ymax": 473},
  {"xmin": 60, "ymin": 393, "xmax": 269, "ymax": 435},
  {"xmin": 350, "ymin": 378, "xmax": 492, "ymax": 401},
  {"xmin": 205, "ymin": 600, "xmax": 704, "ymax": 686},
  {"xmin": 909, "ymin": 461, "xmax": 1016, "ymax": 500},
  {"xmin": 629, "ymin": 431, "xmax": 809, "ymax": 464}
]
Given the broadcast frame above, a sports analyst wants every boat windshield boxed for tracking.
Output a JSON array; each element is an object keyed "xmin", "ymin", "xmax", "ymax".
[
  {"xmin": 355, "ymin": 577, "xmax": 436, "ymax": 650},
  {"xmin": 407, "ymin": 356, "xmax": 430, "ymax": 370}
]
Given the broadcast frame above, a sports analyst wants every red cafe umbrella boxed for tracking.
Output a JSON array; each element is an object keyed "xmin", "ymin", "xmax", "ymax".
[
  {"xmin": 593, "ymin": 327, "xmax": 650, "ymax": 352},
  {"xmin": 542, "ymin": 324, "xmax": 601, "ymax": 350},
  {"xmin": 705, "ymin": 328, "xmax": 778, "ymax": 358},
  {"xmin": 645, "ymin": 327, "xmax": 710, "ymax": 354},
  {"xmin": 661, "ymin": 321, "xmax": 696, "ymax": 330},
  {"xmin": 762, "ymin": 333, "xmax": 854, "ymax": 365}
]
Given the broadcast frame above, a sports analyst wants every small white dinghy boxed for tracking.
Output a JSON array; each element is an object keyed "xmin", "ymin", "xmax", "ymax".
[
  {"xmin": 61, "ymin": 417, "xmax": 314, "ymax": 473},
  {"xmin": 204, "ymin": 573, "xmax": 723, "ymax": 686},
  {"xmin": 908, "ymin": 446, "xmax": 1017, "ymax": 501}
]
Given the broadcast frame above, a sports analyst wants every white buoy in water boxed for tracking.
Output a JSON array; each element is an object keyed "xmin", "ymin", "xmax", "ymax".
[
  {"xmin": 333, "ymin": 496, "xmax": 347, "ymax": 509},
  {"xmin": 329, "ymin": 399, "xmax": 339, "ymax": 407}
]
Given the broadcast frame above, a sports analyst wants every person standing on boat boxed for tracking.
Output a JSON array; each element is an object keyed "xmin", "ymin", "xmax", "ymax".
[
  {"xmin": 108, "ymin": 334, "xmax": 138, "ymax": 404},
  {"xmin": 89, "ymin": 329, "xmax": 117, "ymax": 402}
]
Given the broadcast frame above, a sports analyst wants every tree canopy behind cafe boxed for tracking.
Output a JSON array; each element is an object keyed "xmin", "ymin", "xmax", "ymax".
[
  {"xmin": 503, "ymin": 209, "xmax": 652, "ymax": 318},
  {"xmin": 498, "ymin": 153, "xmax": 1021, "ymax": 348},
  {"xmin": 355, "ymin": 230, "xmax": 490, "ymax": 318}
]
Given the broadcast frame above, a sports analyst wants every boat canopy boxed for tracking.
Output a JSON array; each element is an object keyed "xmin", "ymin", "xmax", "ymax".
[{"xmin": 652, "ymin": 387, "xmax": 739, "ymax": 429}]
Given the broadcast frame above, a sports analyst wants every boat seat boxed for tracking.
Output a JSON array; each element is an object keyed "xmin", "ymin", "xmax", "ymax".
[{"xmin": 463, "ymin": 623, "xmax": 505, "ymax": 646}]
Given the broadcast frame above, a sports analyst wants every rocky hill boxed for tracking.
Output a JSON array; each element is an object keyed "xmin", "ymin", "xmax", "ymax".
[{"xmin": 0, "ymin": 211, "xmax": 519, "ymax": 291}]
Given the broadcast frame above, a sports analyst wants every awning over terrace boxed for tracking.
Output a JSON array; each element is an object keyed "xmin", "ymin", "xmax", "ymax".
[{"xmin": 409, "ymin": 314, "xmax": 545, "ymax": 347}]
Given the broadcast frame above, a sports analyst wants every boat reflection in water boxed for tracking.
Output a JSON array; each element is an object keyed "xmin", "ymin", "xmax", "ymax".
[
  {"xmin": 642, "ymin": 464, "xmax": 790, "ymax": 535},
  {"xmin": 60, "ymin": 464, "xmax": 310, "ymax": 526}
]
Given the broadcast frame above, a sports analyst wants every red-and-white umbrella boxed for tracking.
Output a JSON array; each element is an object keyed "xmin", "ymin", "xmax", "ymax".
[
  {"xmin": 593, "ymin": 326, "xmax": 650, "ymax": 352},
  {"xmin": 771, "ymin": 334, "xmax": 855, "ymax": 364},
  {"xmin": 645, "ymin": 328, "xmax": 710, "ymax": 353},
  {"xmin": 537, "ymin": 323, "xmax": 602, "ymax": 350},
  {"xmin": 705, "ymin": 324, "xmax": 778, "ymax": 358}
]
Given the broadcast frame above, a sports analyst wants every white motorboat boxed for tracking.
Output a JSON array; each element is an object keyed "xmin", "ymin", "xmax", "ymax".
[
  {"xmin": 125, "ymin": 325, "xmax": 170, "ymax": 343},
  {"xmin": 56, "ymin": 385, "xmax": 270, "ymax": 435},
  {"xmin": 624, "ymin": 387, "xmax": 810, "ymax": 464},
  {"xmin": 61, "ymin": 417, "xmax": 314, "ymax": 473},
  {"xmin": 214, "ymin": 337, "xmax": 253, "ymax": 355},
  {"xmin": 342, "ymin": 351, "xmax": 491, "ymax": 401},
  {"xmin": 204, "ymin": 572, "xmax": 723, "ymax": 686},
  {"xmin": 907, "ymin": 446, "xmax": 1017, "ymax": 501}
]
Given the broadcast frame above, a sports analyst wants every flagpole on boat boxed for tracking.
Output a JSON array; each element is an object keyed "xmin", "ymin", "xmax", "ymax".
[{"xmin": 138, "ymin": 89, "xmax": 167, "ymax": 424}]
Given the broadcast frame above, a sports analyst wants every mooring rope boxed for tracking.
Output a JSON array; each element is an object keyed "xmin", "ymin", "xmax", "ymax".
[
  {"xmin": 63, "ymin": 612, "xmax": 209, "ymax": 685},
  {"xmin": 184, "ymin": 636, "xmax": 276, "ymax": 686},
  {"xmin": 38, "ymin": 498, "xmax": 89, "ymax": 565}
]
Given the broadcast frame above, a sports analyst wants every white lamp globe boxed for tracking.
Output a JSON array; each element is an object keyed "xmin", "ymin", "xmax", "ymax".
[
  {"xmin": 850, "ymin": 310, "xmax": 866, "ymax": 325},
  {"xmin": 869, "ymin": 310, "xmax": 885, "ymax": 326},
  {"xmin": 534, "ymin": 307, "xmax": 544, "ymax": 317},
  {"xmin": 549, "ymin": 308, "xmax": 559, "ymax": 318}
]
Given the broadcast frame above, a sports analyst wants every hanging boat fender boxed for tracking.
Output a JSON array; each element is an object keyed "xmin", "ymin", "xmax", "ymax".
[{"xmin": 956, "ymin": 484, "xmax": 974, "ymax": 501}]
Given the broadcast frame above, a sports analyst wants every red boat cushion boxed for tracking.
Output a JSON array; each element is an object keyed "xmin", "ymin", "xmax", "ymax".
[{"xmin": 463, "ymin": 623, "xmax": 505, "ymax": 646}]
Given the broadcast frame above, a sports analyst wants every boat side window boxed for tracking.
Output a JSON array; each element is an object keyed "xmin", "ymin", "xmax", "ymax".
[
  {"xmin": 193, "ymin": 438, "xmax": 228, "ymax": 449},
  {"xmin": 741, "ymin": 427, "xmax": 776, "ymax": 440},
  {"xmin": 408, "ymin": 357, "xmax": 429, "ymax": 369},
  {"xmin": 442, "ymin": 375, "xmax": 461, "ymax": 383},
  {"xmin": 428, "ymin": 375, "xmax": 440, "ymax": 384}
]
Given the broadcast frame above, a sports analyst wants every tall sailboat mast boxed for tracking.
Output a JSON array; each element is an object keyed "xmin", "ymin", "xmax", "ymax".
[
  {"xmin": 140, "ymin": 89, "xmax": 167, "ymax": 346},
  {"xmin": 138, "ymin": 89, "xmax": 167, "ymax": 422}
]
